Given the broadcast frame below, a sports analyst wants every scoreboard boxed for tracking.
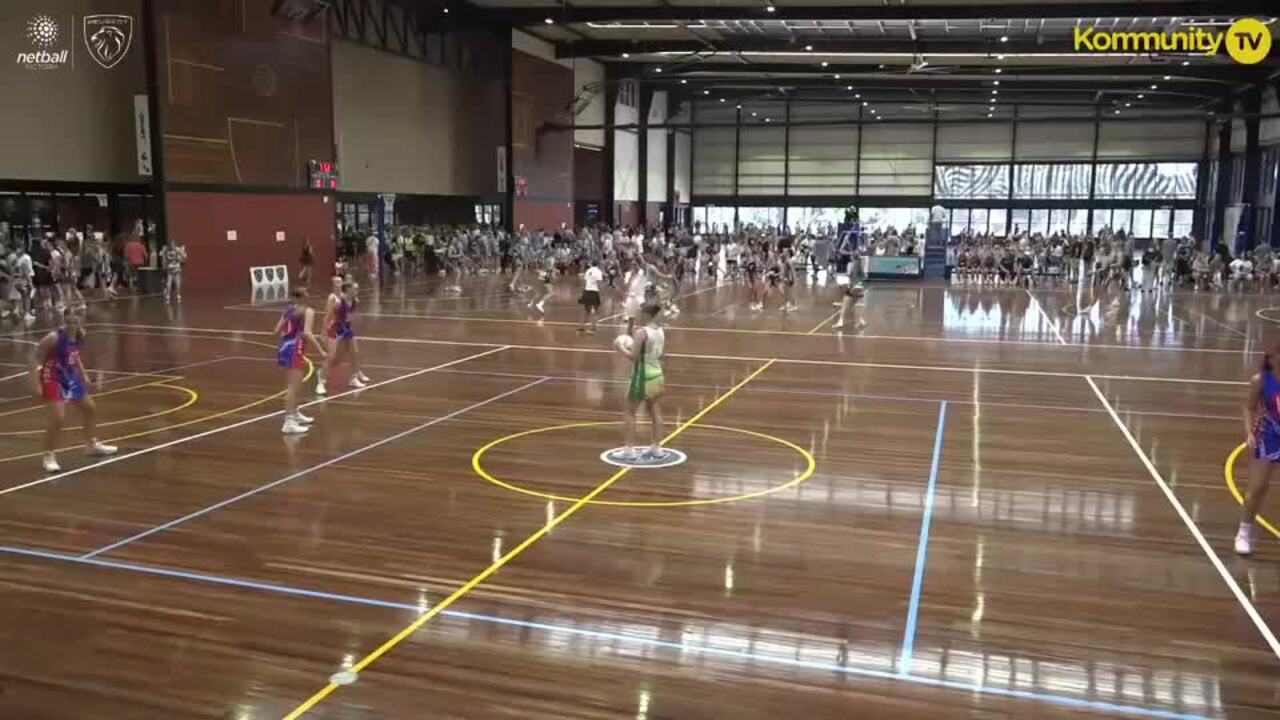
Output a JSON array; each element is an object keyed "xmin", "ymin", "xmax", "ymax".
[{"xmin": 308, "ymin": 159, "xmax": 340, "ymax": 190}]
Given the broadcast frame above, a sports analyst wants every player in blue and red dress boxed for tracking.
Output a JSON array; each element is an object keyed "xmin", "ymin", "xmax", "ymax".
[
  {"xmin": 30, "ymin": 308, "xmax": 117, "ymax": 473},
  {"xmin": 1237, "ymin": 344, "xmax": 1280, "ymax": 556},
  {"xmin": 316, "ymin": 276, "xmax": 369, "ymax": 396},
  {"xmin": 275, "ymin": 286, "xmax": 327, "ymax": 435}
]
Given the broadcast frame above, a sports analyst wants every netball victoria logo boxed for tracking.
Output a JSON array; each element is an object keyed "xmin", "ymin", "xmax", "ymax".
[
  {"xmin": 84, "ymin": 14, "xmax": 133, "ymax": 69},
  {"xmin": 17, "ymin": 14, "xmax": 69, "ymax": 70}
]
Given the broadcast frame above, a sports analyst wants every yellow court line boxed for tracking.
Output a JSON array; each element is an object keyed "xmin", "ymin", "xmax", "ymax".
[
  {"xmin": 282, "ymin": 359, "xmax": 777, "ymax": 719},
  {"xmin": 0, "ymin": 378, "xmax": 183, "ymax": 419},
  {"xmin": 1224, "ymin": 443, "xmax": 1280, "ymax": 538},
  {"xmin": 473, "ymin": 421, "xmax": 815, "ymax": 507},
  {"xmin": 0, "ymin": 383, "xmax": 199, "ymax": 436},
  {"xmin": 0, "ymin": 360, "xmax": 312, "ymax": 466}
]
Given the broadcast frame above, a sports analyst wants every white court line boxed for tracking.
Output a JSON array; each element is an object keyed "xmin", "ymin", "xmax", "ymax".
[
  {"xmin": 0, "ymin": 371, "xmax": 27, "ymax": 383},
  {"xmin": 1032, "ymin": 288, "xmax": 1280, "ymax": 658},
  {"xmin": 1086, "ymin": 376, "xmax": 1280, "ymax": 660},
  {"xmin": 81, "ymin": 377, "xmax": 550, "ymax": 559},
  {"xmin": 89, "ymin": 323, "xmax": 1250, "ymax": 386},
  {"xmin": 220, "ymin": 303, "xmax": 1252, "ymax": 355},
  {"xmin": 1174, "ymin": 302, "xmax": 1250, "ymax": 340},
  {"xmin": 596, "ymin": 283, "xmax": 724, "ymax": 324},
  {"xmin": 806, "ymin": 310, "xmax": 841, "ymax": 335},
  {"xmin": 0, "ymin": 346, "xmax": 508, "ymax": 497}
]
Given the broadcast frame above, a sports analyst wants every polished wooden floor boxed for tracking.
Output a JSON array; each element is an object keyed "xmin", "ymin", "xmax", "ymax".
[{"xmin": 0, "ymin": 272, "xmax": 1277, "ymax": 719}]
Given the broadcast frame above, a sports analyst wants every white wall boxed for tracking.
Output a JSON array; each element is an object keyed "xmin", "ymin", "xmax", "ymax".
[
  {"xmin": 646, "ymin": 91, "xmax": 669, "ymax": 205},
  {"xmin": 672, "ymin": 102, "xmax": 692, "ymax": 204},
  {"xmin": 573, "ymin": 59, "xmax": 606, "ymax": 148},
  {"xmin": 333, "ymin": 40, "xmax": 504, "ymax": 195},
  {"xmin": 614, "ymin": 96, "xmax": 640, "ymax": 203},
  {"xmin": 1263, "ymin": 87, "xmax": 1280, "ymax": 147}
]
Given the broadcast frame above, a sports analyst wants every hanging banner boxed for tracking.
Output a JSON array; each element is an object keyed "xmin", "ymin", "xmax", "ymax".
[
  {"xmin": 496, "ymin": 146, "xmax": 508, "ymax": 194},
  {"xmin": 133, "ymin": 94, "xmax": 152, "ymax": 176}
]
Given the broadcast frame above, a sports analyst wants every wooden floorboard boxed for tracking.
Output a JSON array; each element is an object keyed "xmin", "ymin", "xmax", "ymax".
[{"xmin": 0, "ymin": 274, "xmax": 1277, "ymax": 718}]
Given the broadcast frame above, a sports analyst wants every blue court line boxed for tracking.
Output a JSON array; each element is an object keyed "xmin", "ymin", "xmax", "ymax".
[
  {"xmin": 899, "ymin": 400, "xmax": 948, "ymax": 677},
  {"xmin": 0, "ymin": 543, "xmax": 1205, "ymax": 720},
  {"xmin": 80, "ymin": 378, "xmax": 549, "ymax": 560}
]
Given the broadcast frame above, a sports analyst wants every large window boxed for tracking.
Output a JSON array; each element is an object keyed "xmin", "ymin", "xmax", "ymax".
[
  {"xmin": 1093, "ymin": 162, "xmax": 1197, "ymax": 199},
  {"xmin": 788, "ymin": 207, "xmax": 844, "ymax": 233},
  {"xmin": 738, "ymin": 206, "xmax": 783, "ymax": 230},
  {"xmin": 1029, "ymin": 208, "xmax": 1050, "ymax": 236},
  {"xmin": 1047, "ymin": 209, "xmax": 1069, "ymax": 236},
  {"xmin": 1013, "ymin": 163, "xmax": 1092, "ymax": 199},
  {"xmin": 1091, "ymin": 209, "xmax": 1111, "ymax": 234},
  {"xmin": 1010, "ymin": 209, "xmax": 1030, "ymax": 234},
  {"xmin": 989, "ymin": 209, "xmax": 1008, "ymax": 236},
  {"xmin": 1112, "ymin": 209, "xmax": 1133, "ymax": 234},
  {"xmin": 1132, "ymin": 208, "xmax": 1154, "ymax": 237},
  {"xmin": 861, "ymin": 207, "xmax": 929, "ymax": 235},
  {"xmin": 1172, "ymin": 209, "xmax": 1194, "ymax": 238},
  {"xmin": 933, "ymin": 164, "xmax": 1010, "ymax": 199},
  {"xmin": 1069, "ymin": 209, "xmax": 1089, "ymax": 235},
  {"xmin": 1152, "ymin": 208, "xmax": 1171, "ymax": 239}
]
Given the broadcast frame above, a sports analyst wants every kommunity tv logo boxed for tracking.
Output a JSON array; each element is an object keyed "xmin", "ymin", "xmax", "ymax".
[{"xmin": 1074, "ymin": 17, "xmax": 1272, "ymax": 64}]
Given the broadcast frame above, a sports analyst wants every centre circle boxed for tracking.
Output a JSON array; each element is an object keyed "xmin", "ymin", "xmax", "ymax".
[
  {"xmin": 0, "ymin": 383, "xmax": 199, "ymax": 437},
  {"xmin": 472, "ymin": 421, "xmax": 816, "ymax": 508}
]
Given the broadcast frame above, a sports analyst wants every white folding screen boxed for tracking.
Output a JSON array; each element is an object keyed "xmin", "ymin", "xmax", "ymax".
[
  {"xmin": 859, "ymin": 124, "xmax": 933, "ymax": 196},
  {"xmin": 691, "ymin": 105, "xmax": 735, "ymax": 195},
  {"xmin": 935, "ymin": 122, "xmax": 1013, "ymax": 162},
  {"xmin": 1097, "ymin": 121, "xmax": 1204, "ymax": 160},
  {"xmin": 788, "ymin": 104, "xmax": 858, "ymax": 196}
]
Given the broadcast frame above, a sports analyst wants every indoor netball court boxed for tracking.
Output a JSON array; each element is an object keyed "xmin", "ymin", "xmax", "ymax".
[{"xmin": 0, "ymin": 280, "xmax": 1275, "ymax": 720}]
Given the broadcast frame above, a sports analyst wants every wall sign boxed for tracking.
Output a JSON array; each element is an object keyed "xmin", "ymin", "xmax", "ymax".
[
  {"xmin": 83, "ymin": 14, "xmax": 132, "ymax": 69},
  {"xmin": 133, "ymin": 94, "xmax": 151, "ymax": 175},
  {"xmin": 17, "ymin": 13, "xmax": 70, "ymax": 70}
]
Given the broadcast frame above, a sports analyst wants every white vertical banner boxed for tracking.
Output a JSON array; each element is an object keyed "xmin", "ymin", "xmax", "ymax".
[
  {"xmin": 497, "ymin": 146, "xmax": 508, "ymax": 193},
  {"xmin": 133, "ymin": 94, "xmax": 152, "ymax": 176}
]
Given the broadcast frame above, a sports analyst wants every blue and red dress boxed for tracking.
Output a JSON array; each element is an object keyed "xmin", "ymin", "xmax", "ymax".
[
  {"xmin": 41, "ymin": 328, "xmax": 86, "ymax": 402},
  {"xmin": 277, "ymin": 307, "xmax": 307, "ymax": 370}
]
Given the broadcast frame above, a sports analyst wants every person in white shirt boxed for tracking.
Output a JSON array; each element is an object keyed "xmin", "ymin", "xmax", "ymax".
[
  {"xmin": 578, "ymin": 258, "xmax": 605, "ymax": 334},
  {"xmin": 12, "ymin": 245, "xmax": 34, "ymax": 321},
  {"xmin": 364, "ymin": 233, "xmax": 380, "ymax": 282},
  {"xmin": 1230, "ymin": 257, "xmax": 1254, "ymax": 293}
]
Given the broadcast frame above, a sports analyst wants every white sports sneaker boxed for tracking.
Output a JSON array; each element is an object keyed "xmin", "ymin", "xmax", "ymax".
[
  {"xmin": 348, "ymin": 376, "xmax": 367, "ymax": 389},
  {"xmin": 356, "ymin": 371, "xmax": 371, "ymax": 383},
  {"xmin": 86, "ymin": 442, "xmax": 118, "ymax": 457},
  {"xmin": 294, "ymin": 411, "xmax": 315, "ymax": 424},
  {"xmin": 281, "ymin": 419, "xmax": 309, "ymax": 435},
  {"xmin": 42, "ymin": 454, "xmax": 61, "ymax": 473},
  {"xmin": 315, "ymin": 379, "xmax": 328, "ymax": 396},
  {"xmin": 1235, "ymin": 525, "xmax": 1255, "ymax": 556}
]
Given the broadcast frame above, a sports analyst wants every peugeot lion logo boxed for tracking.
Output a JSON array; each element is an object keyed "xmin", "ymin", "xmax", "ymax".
[{"xmin": 83, "ymin": 14, "xmax": 133, "ymax": 69}]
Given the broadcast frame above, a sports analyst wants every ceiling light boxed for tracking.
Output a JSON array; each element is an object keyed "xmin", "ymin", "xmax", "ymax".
[
  {"xmin": 1151, "ymin": 84, "xmax": 1158, "ymax": 89},
  {"xmin": 986, "ymin": 113, "xmax": 993, "ymax": 117},
  {"xmin": 1000, "ymin": 35, "xmax": 1009, "ymax": 42},
  {"xmin": 834, "ymin": 74, "xmax": 841, "ymax": 79},
  {"xmin": 1114, "ymin": 109, "xmax": 1121, "ymax": 115},
  {"xmin": 719, "ymin": 97, "xmax": 725, "ymax": 102},
  {"xmin": 855, "ymin": 93, "xmax": 861, "ymax": 98},
  {"xmin": 994, "ymin": 68, "xmax": 1003, "ymax": 74},
  {"xmin": 870, "ymin": 108, "xmax": 877, "ymax": 113},
  {"xmin": 1125, "ymin": 102, "xmax": 1132, "ymax": 107},
  {"xmin": 821, "ymin": 61, "xmax": 829, "ymax": 67},
  {"xmin": 736, "ymin": 104, "xmax": 742, "ymax": 109},
  {"xmin": 751, "ymin": 112, "xmax": 757, "ymax": 116},
  {"xmin": 543, "ymin": 17, "xmax": 553, "ymax": 24},
  {"xmin": 442, "ymin": 7, "xmax": 449, "ymax": 13},
  {"xmin": 805, "ymin": 45, "xmax": 813, "ymax": 51},
  {"xmin": 1163, "ymin": 75, "xmax": 1171, "ymax": 80},
  {"xmin": 991, "ymin": 90, "xmax": 998, "ymax": 95},
  {"xmin": 764, "ymin": 118, "xmax": 771, "ymax": 122},
  {"xmin": 993, "ymin": 80, "xmax": 1000, "ymax": 86},
  {"xmin": 997, "ymin": 54, "xmax": 1005, "ymax": 60},
  {"xmin": 847, "ymin": 85, "xmax": 854, "ymax": 91},
  {"xmin": 680, "ymin": 79, "xmax": 687, "ymax": 84},
  {"xmin": 765, "ymin": 2, "xmax": 775, "ymax": 12},
  {"xmin": 621, "ymin": 53, "xmax": 630, "ymax": 59},
  {"xmin": 988, "ymin": 105, "xmax": 995, "ymax": 111},
  {"xmin": 1181, "ymin": 60, "xmax": 1190, "ymax": 65},
  {"xmin": 703, "ymin": 89, "xmax": 710, "ymax": 95},
  {"xmin": 654, "ymin": 67, "xmax": 662, "ymax": 73},
  {"xmin": 1137, "ymin": 93, "xmax": 1144, "ymax": 98},
  {"xmin": 861, "ymin": 101, "xmax": 867, "ymax": 106}
]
